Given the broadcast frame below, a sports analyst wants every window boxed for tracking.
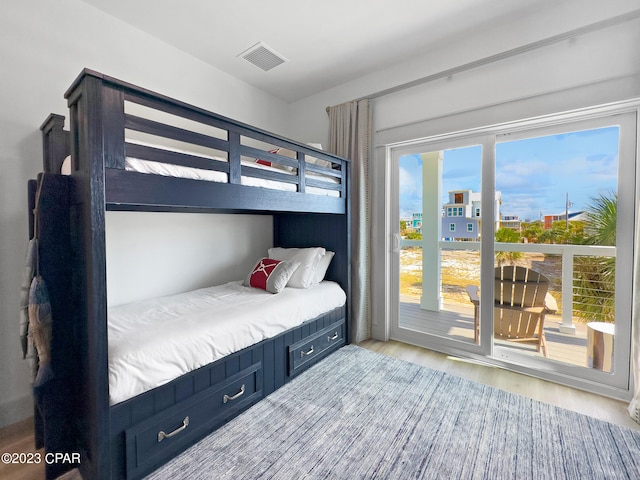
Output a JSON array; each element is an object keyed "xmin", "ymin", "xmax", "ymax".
[
  {"xmin": 475, "ymin": 208, "xmax": 480, "ymax": 217},
  {"xmin": 467, "ymin": 223, "xmax": 473, "ymax": 232},
  {"xmin": 458, "ymin": 207, "xmax": 463, "ymax": 216},
  {"xmin": 449, "ymin": 223, "xmax": 455, "ymax": 232},
  {"xmin": 447, "ymin": 207, "xmax": 452, "ymax": 216},
  {"xmin": 454, "ymin": 193, "xmax": 464, "ymax": 204}
]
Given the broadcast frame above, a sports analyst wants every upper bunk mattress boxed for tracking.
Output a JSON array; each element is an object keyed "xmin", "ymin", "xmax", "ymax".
[
  {"xmin": 126, "ymin": 157, "xmax": 341, "ymax": 197},
  {"xmin": 61, "ymin": 154, "xmax": 341, "ymax": 197},
  {"xmin": 108, "ymin": 280, "xmax": 346, "ymax": 405}
]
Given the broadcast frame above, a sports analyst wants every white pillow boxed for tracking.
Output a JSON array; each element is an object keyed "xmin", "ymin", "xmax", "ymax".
[
  {"xmin": 314, "ymin": 251, "xmax": 335, "ymax": 283},
  {"xmin": 61, "ymin": 156, "xmax": 72, "ymax": 175},
  {"xmin": 305, "ymin": 143, "xmax": 332, "ymax": 169},
  {"xmin": 267, "ymin": 247, "xmax": 325, "ymax": 288}
]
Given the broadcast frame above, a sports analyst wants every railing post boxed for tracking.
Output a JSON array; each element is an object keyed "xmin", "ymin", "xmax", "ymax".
[{"xmin": 560, "ymin": 247, "xmax": 577, "ymax": 335}]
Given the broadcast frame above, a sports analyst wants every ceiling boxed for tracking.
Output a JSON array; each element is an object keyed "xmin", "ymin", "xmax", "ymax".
[{"xmin": 81, "ymin": 0, "xmax": 563, "ymax": 103}]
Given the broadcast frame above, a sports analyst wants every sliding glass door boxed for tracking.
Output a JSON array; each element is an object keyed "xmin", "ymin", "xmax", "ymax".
[
  {"xmin": 388, "ymin": 109, "xmax": 637, "ymax": 394},
  {"xmin": 390, "ymin": 135, "xmax": 491, "ymax": 356},
  {"xmin": 490, "ymin": 114, "xmax": 635, "ymax": 390}
]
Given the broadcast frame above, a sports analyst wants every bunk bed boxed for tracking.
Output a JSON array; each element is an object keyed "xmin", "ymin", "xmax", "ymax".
[{"xmin": 29, "ymin": 69, "xmax": 350, "ymax": 480}]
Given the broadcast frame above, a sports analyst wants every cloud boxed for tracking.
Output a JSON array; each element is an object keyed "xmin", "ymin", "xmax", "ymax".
[
  {"xmin": 500, "ymin": 192, "xmax": 546, "ymax": 221},
  {"xmin": 399, "ymin": 165, "xmax": 424, "ymax": 216},
  {"xmin": 496, "ymin": 159, "xmax": 551, "ymax": 191},
  {"xmin": 399, "ymin": 165, "xmax": 417, "ymax": 195}
]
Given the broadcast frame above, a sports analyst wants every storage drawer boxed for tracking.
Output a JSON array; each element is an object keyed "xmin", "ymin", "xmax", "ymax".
[
  {"xmin": 288, "ymin": 319, "xmax": 345, "ymax": 376},
  {"xmin": 125, "ymin": 363, "xmax": 262, "ymax": 479}
]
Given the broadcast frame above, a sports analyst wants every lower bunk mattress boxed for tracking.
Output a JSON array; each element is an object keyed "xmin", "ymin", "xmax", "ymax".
[{"xmin": 108, "ymin": 280, "xmax": 346, "ymax": 405}]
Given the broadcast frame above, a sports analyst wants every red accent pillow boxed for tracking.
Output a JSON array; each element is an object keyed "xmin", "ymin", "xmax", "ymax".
[
  {"xmin": 255, "ymin": 148, "xmax": 280, "ymax": 167},
  {"xmin": 243, "ymin": 258, "xmax": 300, "ymax": 294}
]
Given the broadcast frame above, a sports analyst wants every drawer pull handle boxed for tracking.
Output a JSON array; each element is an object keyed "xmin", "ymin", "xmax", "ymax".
[
  {"xmin": 223, "ymin": 384, "xmax": 246, "ymax": 404},
  {"xmin": 328, "ymin": 332, "xmax": 339, "ymax": 341},
  {"xmin": 301, "ymin": 346, "xmax": 314, "ymax": 357},
  {"xmin": 157, "ymin": 416, "xmax": 189, "ymax": 443}
]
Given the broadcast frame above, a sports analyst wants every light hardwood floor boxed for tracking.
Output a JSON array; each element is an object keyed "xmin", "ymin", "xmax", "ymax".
[
  {"xmin": 360, "ymin": 339, "xmax": 640, "ymax": 432},
  {"xmin": 0, "ymin": 419, "xmax": 80, "ymax": 480},
  {"xmin": 0, "ymin": 417, "xmax": 45, "ymax": 480},
  {"xmin": 1, "ymin": 340, "xmax": 638, "ymax": 480}
]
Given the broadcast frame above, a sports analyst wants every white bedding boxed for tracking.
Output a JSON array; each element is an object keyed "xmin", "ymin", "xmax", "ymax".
[
  {"xmin": 126, "ymin": 157, "xmax": 341, "ymax": 197},
  {"xmin": 61, "ymin": 152, "xmax": 341, "ymax": 197},
  {"xmin": 108, "ymin": 280, "xmax": 346, "ymax": 405}
]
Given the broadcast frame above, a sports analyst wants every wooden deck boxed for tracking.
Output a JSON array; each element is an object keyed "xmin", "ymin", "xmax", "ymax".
[{"xmin": 399, "ymin": 297, "xmax": 592, "ymax": 368}]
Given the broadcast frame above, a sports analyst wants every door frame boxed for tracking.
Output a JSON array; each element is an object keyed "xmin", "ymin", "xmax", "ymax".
[
  {"xmin": 388, "ymin": 133, "xmax": 493, "ymax": 359},
  {"xmin": 384, "ymin": 101, "xmax": 639, "ymax": 400}
]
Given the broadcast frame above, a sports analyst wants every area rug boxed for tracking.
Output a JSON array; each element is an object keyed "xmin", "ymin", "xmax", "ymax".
[{"xmin": 145, "ymin": 345, "xmax": 640, "ymax": 479}]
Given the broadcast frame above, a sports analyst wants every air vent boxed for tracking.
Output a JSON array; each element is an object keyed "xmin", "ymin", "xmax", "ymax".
[{"xmin": 237, "ymin": 42, "xmax": 287, "ymax": 71}]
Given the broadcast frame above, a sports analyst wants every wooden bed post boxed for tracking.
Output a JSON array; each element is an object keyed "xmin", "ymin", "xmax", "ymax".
[
  {"xmin": 39, "ymin": 114, "xmax": 69, "ymax": 174},
  {"xmin": 32, "ymin": 174, "xmax": 75, "ymax": 480},
  {"xmin": 65, "ymin": 70, "xmax": 112, "ymax": 480}
]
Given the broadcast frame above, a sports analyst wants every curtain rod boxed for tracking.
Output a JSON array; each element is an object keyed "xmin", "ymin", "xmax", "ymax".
[{"xmin": 325, "ymin": 8, "xmax": 640, "ymax": 111}]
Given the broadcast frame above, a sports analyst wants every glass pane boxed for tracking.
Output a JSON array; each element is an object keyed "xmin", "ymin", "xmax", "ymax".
[
  {"xmin": 398, "ymin": 146, "xmax": 482, "ymax": 345},
  {"xmin": 494, "ymin": 126, "xmax": 619, "ymax": 371}
]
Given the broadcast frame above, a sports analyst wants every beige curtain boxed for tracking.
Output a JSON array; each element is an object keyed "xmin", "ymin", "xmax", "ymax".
[
  {"xmin": 628, "ymin": 217, "xmax": 640, "ymax": 424},
  {"xmin": 328, "ymin": 99, "xmax": 371, "ymax": 343}
]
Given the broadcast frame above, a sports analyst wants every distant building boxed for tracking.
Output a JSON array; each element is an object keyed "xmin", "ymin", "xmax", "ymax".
[
  {"xmin": 501, "ymin": 215, "xmax": 521, "ymax": 232},
  {"xmin": 411, "ymin": 212, "xmax": 423, "ymax": 233},
  {"xmin": 543, "ymin": 211, "xmax": 586, "ymax": 229},
  {"xmin": 441, "ymin": 189, "xmax": 501, "ymax": 241}
]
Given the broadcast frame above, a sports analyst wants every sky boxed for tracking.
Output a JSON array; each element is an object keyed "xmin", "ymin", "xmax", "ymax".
[{"xmin": 399, "ymin": 125, "xmax": 619, "ymax": 222}]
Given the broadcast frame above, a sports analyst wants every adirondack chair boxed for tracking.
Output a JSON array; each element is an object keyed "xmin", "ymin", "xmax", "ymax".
[{"xmin": 466, "ymin": 266, "xmax": 558, "ymax": 357}]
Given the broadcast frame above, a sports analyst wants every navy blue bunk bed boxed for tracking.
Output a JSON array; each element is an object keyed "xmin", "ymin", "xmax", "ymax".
[{"xmin": 29, "ymin": 69, "xmax": 351, "ymax": 480}]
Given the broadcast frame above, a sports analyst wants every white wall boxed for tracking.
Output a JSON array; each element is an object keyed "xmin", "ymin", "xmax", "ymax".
[
  {"xmin": 106, "ymin": 212, "xmax": 273, "ymax": 307},
  {"xmin": 0, "ymin": 0, "xmax": 289, "ymax": 428},
  {"xmin": 289, "ymin": 1, "xmax": 640, "ymax": 143},
  {"xmin": 373, "ymin": 18, "xmax": 640, "ymax": 143}
]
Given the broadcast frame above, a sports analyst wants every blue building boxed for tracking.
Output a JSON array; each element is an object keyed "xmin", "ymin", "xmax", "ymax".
[
  {"xmin": 411, "ymin": 212, "xmax": 423, "ymax": 233},
  {"xmin": 441, "ymin": 189, "xmax": 501, "ymax": 241}
]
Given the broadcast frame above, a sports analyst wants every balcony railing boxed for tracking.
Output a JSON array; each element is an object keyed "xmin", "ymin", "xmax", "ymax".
[{"xmin": 400, "ymin": 239, "xmax": 616, "ymax": 334}]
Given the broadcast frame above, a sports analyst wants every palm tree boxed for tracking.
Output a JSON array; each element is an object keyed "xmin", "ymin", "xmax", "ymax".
[
  {"xmin": 584, "ymin": 192, "xmax": 617, "ymax": 246},
  {"xmin": 521, "ymin": 221, "xmax": 543, "ymax": 243},
  {"xmin": 573, "ymin": 192, "xmax": 617, "ymax": 323},
  {"xmin": 494, "ymin": 227, "xmax": 522, "ymax": 266},
  {"xmin": 538, "ymin": 220, "xmax": 586, "ymax": 244}
]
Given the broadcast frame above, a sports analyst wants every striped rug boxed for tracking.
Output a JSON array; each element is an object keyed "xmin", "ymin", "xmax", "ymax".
[{"xmin": 145, "ymin": 345, "xmax": 640, "ymax": 479}]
